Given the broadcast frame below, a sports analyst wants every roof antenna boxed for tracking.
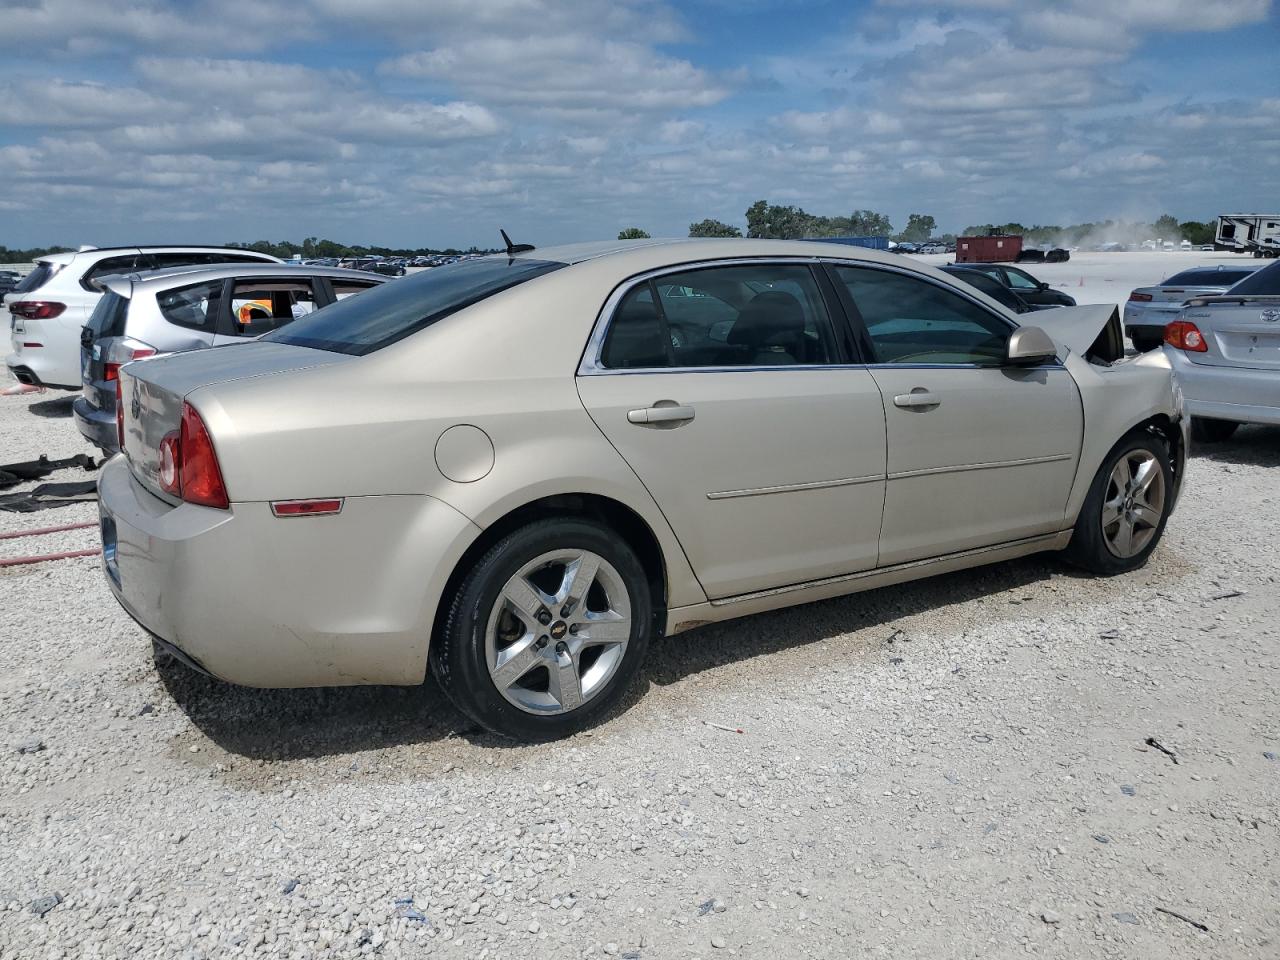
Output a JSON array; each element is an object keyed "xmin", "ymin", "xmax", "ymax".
[{"xmin": 500, "ymin": 228, "xmax": 535, "ymax": 256}]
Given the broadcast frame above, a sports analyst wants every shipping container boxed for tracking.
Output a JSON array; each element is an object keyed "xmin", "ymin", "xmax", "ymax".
[{"xmin": 956, "ymin": 235, "xmax": 1023, "ymax": 263}]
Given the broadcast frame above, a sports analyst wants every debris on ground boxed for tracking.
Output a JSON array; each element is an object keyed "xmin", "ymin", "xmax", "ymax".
[
  {"xmin": 0, "ymin": 480, "xmax": 100, "ymax": 513},
  {"xmin": 0, "ymin": 453, "xmax": 97, "ymax": 488},
  {"xmin": 1144, "ymin": 737, "xmax": 1179, "ymax": 764},
  {"xmin": 29, "ymin": 894, "xmax": 62, "ymax": 917},
  {"xmin": 1155, "ymin": 906, "xmax": 1209, "ymax": 932}
]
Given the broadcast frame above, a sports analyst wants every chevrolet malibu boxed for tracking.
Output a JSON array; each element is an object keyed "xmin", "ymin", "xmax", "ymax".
[{"xmin": 99, "ymin": 239, "xmax": 1188, "ymax": 740}]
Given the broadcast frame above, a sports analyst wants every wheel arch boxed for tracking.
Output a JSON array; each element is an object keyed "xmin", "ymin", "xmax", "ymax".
[
  {"xmin": 429, "ymin": 492, "xmax": 672, "ymax": 674},
  {"xmin": 1067, "ymin": 410, "xmax": 1185, "ymax": 527}
]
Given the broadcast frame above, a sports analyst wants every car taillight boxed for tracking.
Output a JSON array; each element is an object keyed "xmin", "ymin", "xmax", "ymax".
[
  {"xmin": 104, "ymin": 349, "xmax": 156, "ymax": 382},
  {"xmin": 1165, "ymin": 320, "xmax": 1208, "ymax": 352},
  {"xmin": 175, "ymin": 402, "xmax": 229, "ymax": 509},
  {"xmin": 1128, "ymin": 292, "xmax": 1153, "ymax": 302},
  {"xmin": 115, "ymin": 378, "xmax": 125, "ymax": 450},
  {"xmin": 158, "ymin": 433, "xmax": 181, "ymax": 494},
  {"xmin": 9, "ymin": 301, "xmax": 66, "ymax": 320}
]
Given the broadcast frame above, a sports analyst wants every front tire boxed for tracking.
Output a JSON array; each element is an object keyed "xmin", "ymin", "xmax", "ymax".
[
  {"xmin": 1064, "ymin": 431, "xmax": 1173, "ymax": 575},
  {"xmin": 432, "ymin": 518, "xmax": 652, "ymax": 741},
  {"xmin": 1191, "ymin": 417, "xmax": 1239, "ymax": 443}
]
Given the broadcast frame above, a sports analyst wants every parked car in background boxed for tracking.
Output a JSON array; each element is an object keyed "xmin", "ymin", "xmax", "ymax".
[
  {"xmin": 1163, "ymin": 259, "xmax": 1280, "ymax": 442},
  {"xmin": 954, "ymin": 262, "xmax": 1077, "ymax": 308},
  {"xmin": 0, "ymin": 270, "xmax": 22, "ymax": 297},
  {"xmin": 73, "ymin": 265, "xmax": 384, "ymax": 452},
  {"xmin": 1124, "ymin": 263, "xmax": 1263, "ymax": 352},
  {"xmin": 99, "ymin": 238, "xmax": 1184, "ymax": 741},
  {"xmin": 939, "ymin": 265, "xmax": 1035, "ymax": 314},
  {"xmin": 339, "ymin": 257, "xmax": 406, "ymax": 277},
  {"xmin": 5, "ymin": 246, "xmax": 281, "ymax": 389}
]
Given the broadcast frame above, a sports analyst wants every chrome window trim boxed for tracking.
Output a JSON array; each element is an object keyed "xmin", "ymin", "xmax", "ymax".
[
  {"xmin": 578, "ymin": 256, "xmax": 830, "ymax": 376},
  {"xmin": 578, "ymin": 255, "xmax": 1065, "ymax": 376}
]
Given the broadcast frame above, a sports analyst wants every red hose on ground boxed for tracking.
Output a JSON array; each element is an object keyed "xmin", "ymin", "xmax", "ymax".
[
  {"xmin": 0, "ymin": 548, "xmax": 101, "ymax": 568},
  {"xmin": 0, "ymin": 521, "xmax": 98, "ymax": 541}
]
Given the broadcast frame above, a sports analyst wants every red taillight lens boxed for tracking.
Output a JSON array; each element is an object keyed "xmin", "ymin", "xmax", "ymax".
[
  {"xmin": 1165, "ymin": 320, "xmax": 1208, "ymax": 352},
  {"xmin": 9, "ymin": 301, "xmax": 66, "ymax": 320},
  {"xmin": 1128, "ymin": 292, "xmax": 1153, "ymax": 303},
  {"xmin": 103, "ymin": 349, "xmax": 155, "ymax": 382},
  {"xmin": 115, "ymin": 378, "xmax": 125, "ymax": 450},
  {"xmin": 177, "ymin": 402, "xmax": 229, "ymax": 509}
]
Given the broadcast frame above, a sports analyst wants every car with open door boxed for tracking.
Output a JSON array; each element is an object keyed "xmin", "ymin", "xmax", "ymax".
[
  {"xmin": 73, "ymin": 264, "xmax": 385, "ymax": 452},
  {"xmin": 97, "ymin": 238, "xmax": 1186, "ymax": 741}
]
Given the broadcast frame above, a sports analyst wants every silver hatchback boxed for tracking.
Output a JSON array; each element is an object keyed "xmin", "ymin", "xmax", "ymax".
[{"xmin": 73, "ymin": 264, "xmax": 387, "ymax": 452}]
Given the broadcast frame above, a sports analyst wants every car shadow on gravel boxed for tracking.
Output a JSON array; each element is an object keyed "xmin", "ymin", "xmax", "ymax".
[
  {"xmin": 1191, "ymin": 423, "xmax": 1280, "ymax": 467},
  {"xmin": 642, "ymin": 555, "xmax": 1057, "ymax": 687},
  {"xmin": 27, "ymin": 395, "xmax": 76, "ymax": 418},
  {"xmin": 159, "ymin": 555, "xmax": 1059, "ymax": 761},
  {"xmin": 154, "ymin": 649, "xmax": 485, "ymax": 761}
]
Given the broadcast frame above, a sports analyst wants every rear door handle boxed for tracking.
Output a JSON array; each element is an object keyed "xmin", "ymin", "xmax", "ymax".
[
  {"xmin": 628, "ymin": 404, "xmax": 695, "ymax": 424},
  {"xmin": 893, "ymin": 390, "xmax": 941, "ymax": 409}
]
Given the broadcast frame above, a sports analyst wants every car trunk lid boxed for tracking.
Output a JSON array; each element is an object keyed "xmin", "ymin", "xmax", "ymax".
[
  {"xmin": 1180, "ymin": 296, "xmax": 1280, "ymax": 370},
  {"xmin": 119, "ymin": 340, "xmax": 348, "ymax": 501}
]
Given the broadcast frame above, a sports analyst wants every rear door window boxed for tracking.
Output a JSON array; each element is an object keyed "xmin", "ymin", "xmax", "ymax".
[
  {"xmin": 1226, "ymin": 261, "xmax": 1280, "ymax": 296},
  {"xmin": 266, "ymin": 257, "xmax": 566, "ymax": 355},
  {"xmin": 329, "ymin": 279, "xmax": 383, "ymax": 301},
  {"xmin": 599, "ymin": 263, "xmax": 837, "ymax": 369},
  {"xmin": 225, "ymin": 278, "xmax": 321, "ymax": 337},
  {"xmin": 157, "ymin": 280, "xmax": 223, "ymax": 332}
]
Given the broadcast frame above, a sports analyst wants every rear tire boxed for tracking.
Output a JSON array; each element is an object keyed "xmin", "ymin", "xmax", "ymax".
[
  {"xmin": 1130, "ymin": 336, "xmax": 1163, "ymax": 353},
  {"xmin": 1064, "ymin": 430, "xmax": 1173, "ymax": 575},
  {"xmin": 432, "ymin": 518, "xmax": 652, "ymax": 741},
  {"xmin": 1191, "ymin": 418, "xmax": 1239, "ymax": 443}
]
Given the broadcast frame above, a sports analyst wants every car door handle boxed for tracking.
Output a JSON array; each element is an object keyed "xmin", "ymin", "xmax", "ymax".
[
  {"xmin": 893, "ymin": 390, "xmax": 941, "ymax": 409},
  {"xmin": 628, "ymin": 404, "xmax": 696, "ymax": 424}
]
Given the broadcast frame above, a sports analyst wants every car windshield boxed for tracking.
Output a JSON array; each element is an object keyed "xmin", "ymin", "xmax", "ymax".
[
  {"xmin": 1225, "ymin": 260, "xmax": 1280, "ymax": 297},
  {"xmin": 1163, "ymin": 269, "xmax": 1255, "ymax": 286},
  {"xmin": 265, "ymin": 257, "xmax": 566, "ymax": 355}
]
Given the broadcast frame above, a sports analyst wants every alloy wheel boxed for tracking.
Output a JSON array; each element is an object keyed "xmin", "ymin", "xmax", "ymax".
[
  {"xmin": 484, "ymin": 549, "xmax": 632, "ymax": 715},
  {"xmin": 1101, "ymin": 449, "xmax": 1165, "ymax": 559}
]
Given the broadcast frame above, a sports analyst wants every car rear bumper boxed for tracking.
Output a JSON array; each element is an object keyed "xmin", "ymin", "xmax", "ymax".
[
  {"xmin": 73, "ymin": 395, "xmax": 119, "ymax": 452},
  {"xmin": 1166, "ymin": 347, "xmax": 1280, "ymax": 425},
  {"xmin": 5, "ymin": 353, "xmax": 79, "ymax": 389},
  {"xmin": 97, "ymin": 456, "xmax": 480, "ymax": 687}
]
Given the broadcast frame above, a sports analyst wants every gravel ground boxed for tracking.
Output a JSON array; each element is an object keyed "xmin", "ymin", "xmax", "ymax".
[{"xmin": 1, "ymin": 382, "xmax": 1278, "ymax": 960}]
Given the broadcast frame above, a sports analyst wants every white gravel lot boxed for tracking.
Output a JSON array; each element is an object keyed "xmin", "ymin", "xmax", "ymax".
[{"xmin": 2, "ymin": 274, "xmax": 1278, "ymax": 959}]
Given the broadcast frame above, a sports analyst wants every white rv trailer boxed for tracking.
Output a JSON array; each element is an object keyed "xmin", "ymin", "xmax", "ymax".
[{"xmin": 1215, "ymin": 214, "xmax": 1280, "ymax": 258}]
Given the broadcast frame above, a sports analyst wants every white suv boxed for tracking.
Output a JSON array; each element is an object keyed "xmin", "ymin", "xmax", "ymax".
[{"xmin": 5, "ymin": 246, "xmax": 280, "ymax": 389}]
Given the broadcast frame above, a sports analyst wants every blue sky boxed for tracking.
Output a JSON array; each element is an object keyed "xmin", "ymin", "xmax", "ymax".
[{"xmin": 1, "ymin": 0, "xmax": 1276, "ymax": 248}]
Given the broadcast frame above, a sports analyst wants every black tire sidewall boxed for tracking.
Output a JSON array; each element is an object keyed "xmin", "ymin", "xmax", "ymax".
[
  {"xmin": 1068, "ymin": 432, "xmax": 1173, "ymax": 575},
  {"xmin": 437, "ymin": 519, "xmax": 652, "ymax": 741},
  {"xmin": 1191, "ymin": 417, "xmax": 1238, "ymax": 443}
]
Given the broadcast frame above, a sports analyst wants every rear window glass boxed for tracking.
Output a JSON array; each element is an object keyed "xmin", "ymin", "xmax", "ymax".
[
  {"xmin": 1225, "ymin": 261, "xmax": 1280, "ymax": 297},
  {"xmin": 1164, "ymin": 269, "xmax": 1255, "ymax": 286},
  {"xmin": 265, "ymin": 257, "xmax": 566, "ymax": 355},
  {"xmin": 13, "ymin": 261, "xmax": 60, "ymax": 294},
  {"xmin": 85, "ymin": 291, "xmax": 129, "ymax": 339}
]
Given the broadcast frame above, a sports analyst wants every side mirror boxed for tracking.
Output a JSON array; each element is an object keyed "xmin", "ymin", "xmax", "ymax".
[
  {"xmin": 1037, "ymin": 281, "xmax": 1049, "ymax": 290},
  {"xmin": 1006, "ymin": 325, "xmax": 1059, "ymax": 365}
]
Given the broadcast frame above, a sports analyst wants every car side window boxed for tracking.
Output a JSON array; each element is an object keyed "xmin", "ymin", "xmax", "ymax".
[
  {"xmin": 82, "ymin": 255, "xmax": 141, "ymax": 290},
  {"xmin": 1003, "ymin": 268, "xmax": 1039, "ymax": 290},
  {"xmin": 330, "ymin": 279, "xmax": 382, "ymax": 301},
  {"xmin": 156, "ymin": 280, "xmax": 223, "ymax": 331},
  {"xmin": 599, "ymin": 263, "xmax": 835, "ymax": 369},
  {"xmin": 227, "ymin": 279, "xmax": 319, "ymax": 337},
  {"xmin": 834, "ymin": 266, "xmax": 1012, "ymax": 366}
]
